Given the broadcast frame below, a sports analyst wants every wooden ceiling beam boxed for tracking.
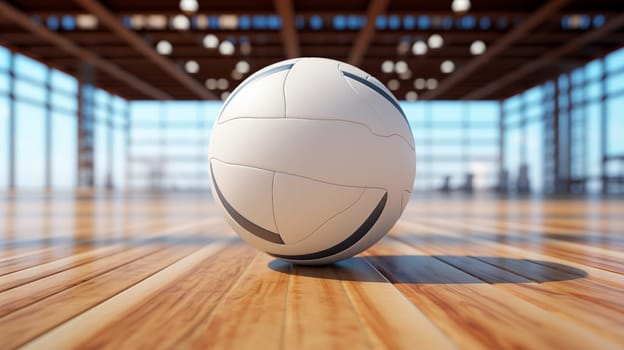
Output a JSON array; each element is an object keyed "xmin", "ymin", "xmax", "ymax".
[
  {"xmin": 421, "ymin": 0, "xmax": 571, "ymax": 100},
  {"xmin": 464, "ymin": 12, "xmax": 624, "ymax": 100},
  {"xmin": 347, "ymin": 0, "xmax": 389, "ymax": 66},
  {"xmin": 273, "ymin": 0, "xmax": 300, "ymax": 58},
  {"xmin": 0, "ymin": 1, "xmax": 170, "ymax": 100},
  {"xmin": 74, "ymin": 0, "xmax": 216, "ymax": 100}
]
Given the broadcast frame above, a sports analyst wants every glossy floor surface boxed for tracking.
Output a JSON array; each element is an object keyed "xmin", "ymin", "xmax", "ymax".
[{"xmin": 0, "ymin": 193, "xmax": 623, "ymax": 349}]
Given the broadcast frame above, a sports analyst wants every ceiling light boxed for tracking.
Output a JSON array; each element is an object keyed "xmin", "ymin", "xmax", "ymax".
[
  {"xmin": 184, "ymin": 60, "xmax": 199, "ymax": 74},
  {"xmin": 395, "ymin": 60, "xmax": 408, "ymax": 74},
  {"xmin": 231, "ymin": 70, "xmax": 243, "ymax": 80},
  {"xmin": 219, "ymin": 40, "xmax": 235, "ymax": 55},
  {"xmin": 240, "ymin": 42, "xmax": 252, "ymax": 55},
  {"xmin": 397, "ymin": 40, "xmax": 411, "ymax": 55},
  {"xmin": 219, "ymin": 15, "xmax": 239, "ymax": 29},
  {"xmin": 195, "ymin": 15, "xmax": 209, "ymax": 29},
  {"xmin": 179, "ymin": 0, "xmax": 198, "ymax": 13},
  {"xmin": 426, "ymin": 78, "xmax": 438, "ymax": 90},
  {"xmin": 428, "ymin": 34, "xmax": 444, "ymax": 49},
  {"xmin": 76, "ymin": 14, "xmax": 98, "ymax": 29},
  {"xmin": 171, "ymin": 15, "xmax": 190, "ymax": 30},
  {"xmin": 235, "ymin": 60, "xmax": 250, "ymax": 74},
  {"xmin": 405, "ymin": 91, "xmax": 418, "ymax": 101},
  {"xmin": 440, "ymin": 60, "xmax": 455, "ymax": 74},
  {"xmin": 130, "ymin": 15, "xmax": 145, "ymax": 30},
  {"xmin": 221, "ymin": 91, "xmax": 230, "ymax": 101},
  {"xmin": 412, "ymin": 40, "xmax": 427, "ymax": 55},
  {"xmin": 146, "ymin": 15, "xmax": 167, "ymax": 29},
  {"xmin": 451, "ymin": 0, "xmax": 471, "ymax": 13},
  {"xmin": 381, "ymin": 60, "xmax": 394, "ymax": 73},
  {"xmin": 398, "ymin": 70, "xmax": 412, "ymax": 80},
  {"xmin": 202, "ymin": 34, "xmax": 219, "ymax": 49},
  {"xmin": 217, "ymin": 78, "xmax": 229, "ymax": 90},
  {"xmin": 388, "ymin": 79, "xmax": 400, "ymax": 91},
  {"xmin": 205, "ymin": 78, "xmax": 217, "ymax": 90},
  {"xmin": 155, "ymin": 40, "xmax": 172, "ymax": 55},
  {"xmin": 470, "ymin": 40, "xmax": 487, "ymax": 55},
  {"xmin": 414, "ymin": 78, "xmax": 426, "ymax": 90}
]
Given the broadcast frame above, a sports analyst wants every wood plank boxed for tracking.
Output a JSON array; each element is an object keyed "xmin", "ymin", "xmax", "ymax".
[
  {"xmin": 0, "ymin": 244, "xmax": 161, "ymax": 317},
  {"xmin": 21, "ymin": 243, "xmax": 228, "ymax": 349},
  {"xmin": 75, "ymin": 243, "xmax": 257, "ymax": 349},
  {"xmin": 337, "ymin": 258, "xmax": 457, "ymax": 349},
  {"xmin": 384, "ymin": 230, "xmax": 624, "ymax": 345},
  {"xmin": 184, "ymin": 253, "xmax": 290, "ymax": 349},
  {"xmin": 0, "ymin": 244, "xmax": 124, "ymax": 294},
  {"xmin": 0, "ymin": 245, "xmax": 198, "ymax": 349},
  {"xmin": 414, "ymin": 217, "xmax": 624, "ymax": 286},
  {"xmin": 1, "ymin": 194, "xmax": 623, "ymax": 349},
  {"xmin": 282, "ymin": 264, "xmax": 370, "ymax": 349},
  {"xmin": 366, "ymin": 239, "xmax": 622, "ymax": 350},
  {"xmin": 393, "ymin": 221, "xmax": 624, "ymax": 313}
]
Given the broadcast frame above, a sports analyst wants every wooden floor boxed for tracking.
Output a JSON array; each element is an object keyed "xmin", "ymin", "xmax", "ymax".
[{"xmin": 0, "ymin": 192, "xmax": 623, "ymax": 349}]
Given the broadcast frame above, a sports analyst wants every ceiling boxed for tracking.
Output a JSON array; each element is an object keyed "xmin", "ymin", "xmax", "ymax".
[{"xmin": 0, "ymin": 0, "xmax": 622, "ymax": 101}]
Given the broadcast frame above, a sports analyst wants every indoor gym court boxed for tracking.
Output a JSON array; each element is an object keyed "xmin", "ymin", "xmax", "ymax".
[{"xmin": 0, "ymin": 0, "xmax": 624, "ymax": 349}]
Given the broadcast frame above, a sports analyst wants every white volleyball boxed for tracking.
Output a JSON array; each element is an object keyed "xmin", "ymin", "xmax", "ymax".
[{"xmin": 208, "ymin": 57, "xmax": 416, "ymax": 265}]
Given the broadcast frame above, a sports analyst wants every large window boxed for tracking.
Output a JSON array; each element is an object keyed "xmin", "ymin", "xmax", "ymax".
[
  {"xmin": 128, "ymin": 100, "xmax": 500, "ymax": 192},
  {"xmin": 129, "ymin": 101, "xmax": 218, "ymax": 191},
  {"xmin": 405, "ymin": 101, "xmax": 499, "ymax": 191},
  {"xmin": 503, "ymin": 46, "xmax": 624, "ymax": 194},
  {"xmin": 0, "ymin": 45, "xmax": 128, "ymax": 191},
  {"xmin": 0, "ymin": 47, "xmax": 9, "ymax": 189}
]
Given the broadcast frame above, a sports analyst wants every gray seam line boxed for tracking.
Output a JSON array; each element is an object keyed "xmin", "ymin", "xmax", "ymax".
[
  {"xmin": 210, "ymin": 157, "xmax": 389, "ymax": 193},
  {"xmin": 215, "ymin": 116, "xmax": 415, "ymax": 151}
]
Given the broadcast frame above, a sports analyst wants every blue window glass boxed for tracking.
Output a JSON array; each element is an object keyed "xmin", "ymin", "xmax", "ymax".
[
  {"xmin": 403, "ymin": 15, "xmax": 416, "ymax": 30},
  {"xmin": 375, "ymin": 16, "xmax": 387, "ymax": 30},
  {"xmin": 388, "ymin": 15, "xmax": 400, "ymax": 30},
  {"xmin": 0, "ymin": 95, "xmax": 8, "ymax": 189},
  {"xmin": 252, "ymin": 16, "xmax": 267, "ymax": 30},
  {"xmin": 309, "ymin": 15, "xmax": 323, "ymax": 30},
  {"xmin": 15, "ymin": 54, "xmax": 47, "ymax": 82},
  {"xmin": 47, "ymin": 16, "xmax": 60, "ymax": 30},
  {"xmin": 417, "ymin": 15, "xmax": 431, "ymax": 30},
  {"xmin": 238, "ymin": 15, "xmax": 251, "ymax": 30},
  {"xmin": 333, "ymin": 15, "xmax": 347, "ymax": 30},
  {"xmin": 61, "ymin": 15, "xmax": 76, "ymax": 30},
  {"xmin": 52, "ymin": 112, "xmax": 77, "ymax": 188},
  {"xmin": 607, "ymin": 95, "xmax": 624, "ymax": 154},
  {"xmin": 593, "ymin": 14, "xmax": 606, "ymax": 28},
  {"xmin": 0, "ymin": 46, "xmax": 10, "ymax": 69},
  {"xmin": 267, "ymin": 15, "xmax": 281, "ymax": 30},
  {"xmin": 15, "ymin": 79, "xmax": 46, "ymax": 104},
  {"xmin": 51, "ymin": 70, "xmax": 78, "ymax": 94},
  {"xmin": 606, "ymin": 47, "xmax": 624, "ymax": 72},
  {"xmin": 479, "ymin": 17, "xmax": 491, "ymax": 30},
  {"xmin": 15, "ymin": 102, "xmax": 45, "ymax": 188}
]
